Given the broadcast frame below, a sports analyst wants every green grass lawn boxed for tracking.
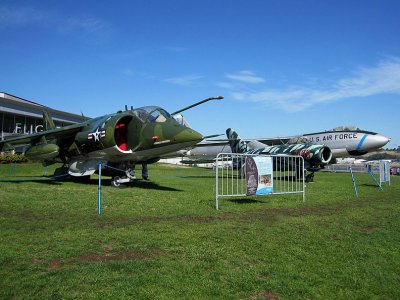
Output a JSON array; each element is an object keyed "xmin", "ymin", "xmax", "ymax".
[{"xmin": 0, "ymin": 163, "xmax": 399, "ymax": 299}]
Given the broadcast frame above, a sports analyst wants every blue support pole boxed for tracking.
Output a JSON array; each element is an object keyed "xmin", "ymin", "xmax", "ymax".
[
  {"xmin": 349, "ymin": 167, "xmax": 359, "ymax": 198},
  {"xmin": 98, "ymin": 162, "xmax": 102, "ymax": 216}
]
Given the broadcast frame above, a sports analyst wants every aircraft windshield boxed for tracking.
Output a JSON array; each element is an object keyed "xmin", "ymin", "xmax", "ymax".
[
  {"xmin": 288, "ymin": 137, "xmax": 309, "ymax": 144},
  {"xmin": 132, "ymin": 106, "xmax": 174, "ymax": 124},
  {"xmin": 148, "ymin": 110, "xmax": 167, "ymax": 123},
  {"xmin": 330, "ymin": 125, "xmax": 359, "ymax": 131},
  {"xmin": 173, "ymin": 114, "xmax": 191, "ymax": 128}
]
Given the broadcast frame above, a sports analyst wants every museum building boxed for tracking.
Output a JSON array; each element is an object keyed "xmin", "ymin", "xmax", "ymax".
[{"xmin": 0, "ymin": 92, "xmax": 87, "ymax": 140}]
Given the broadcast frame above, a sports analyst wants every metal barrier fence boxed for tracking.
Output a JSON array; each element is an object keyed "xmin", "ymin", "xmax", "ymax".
[
  {"xmin": 325, "ymin": 161, "xmax": 392, "ymax": 186},
  {"xmin": 215, "ymin": 153, "xmax": 305, "ymax": 209},
  {"xmin": 324, "ymin": 164, "xmax": 380, "ymax": 173}
]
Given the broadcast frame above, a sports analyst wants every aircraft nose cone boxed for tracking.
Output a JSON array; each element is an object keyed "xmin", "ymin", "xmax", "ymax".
[
  {"xmin": 174, "ymin": 128, "xmax": 203, "ymax": 144},
  {"xmin": 372, "ymin": 134, "xmax": 391, "ymax": 148}
]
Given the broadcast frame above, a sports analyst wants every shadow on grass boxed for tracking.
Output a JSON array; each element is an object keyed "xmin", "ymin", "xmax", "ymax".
[
  {"xmin": 129, "ymin": 180, "xmax": 183, "ymax": 191},
  {"xmin": 360, "ymin": 183, "xmax": 383, "ymax": 188},
  {"xmin": 162, "ymin": 175, "xmax": 215, "ymax": 179},
  {"xmin": 0, "ymin": 177, "xmax": 63, "ymax": 185},
  {"xmin": 227, "ymin": 198, "xmax": 264, "ymax": 204},
  {"xmin": 274, "ymin": 175, "xmax": 302, "ymax": 181},
  {"xmin": 0, "ymin": 176, "xmax": 183, "ymax": 191}
]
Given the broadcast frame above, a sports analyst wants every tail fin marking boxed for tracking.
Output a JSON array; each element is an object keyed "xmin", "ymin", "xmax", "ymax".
[
  {"xmin": 226, "ymin": 128, "xmax": 251, "ymax": 153},
  {"xmin": 42, "ymin": 110, "xmax": 56, "ymax": 131}
]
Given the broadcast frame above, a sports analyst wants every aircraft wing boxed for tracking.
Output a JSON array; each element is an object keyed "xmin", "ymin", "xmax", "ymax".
[
  {"xmin": 200, "ymin": 135, "xmax": 297, "ymax": 147},
  {"xmin": 253, "ymin": 137, "xmax": 292, "ymax": 146},
  {"xmin": 0, "ymin": 123, "xmax": 85, "ymax": 150},
  {"xmin": 181, "ymin": 157, "xmax": 217, "ymax": 164}
]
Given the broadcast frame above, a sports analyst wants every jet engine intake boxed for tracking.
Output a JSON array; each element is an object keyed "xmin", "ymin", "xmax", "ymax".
[{"xmin": 320, "ymin": 146, "xmax": 332, "ymax": 164}]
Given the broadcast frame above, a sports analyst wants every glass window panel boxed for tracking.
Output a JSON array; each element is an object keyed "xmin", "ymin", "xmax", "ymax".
[
  {"xmin": 0, "ymin": 112, "xmax": 3, "ymax": 134},
  {"xmin": 3, "ymin": 113, "xmax": 14, "ymax": 134}
]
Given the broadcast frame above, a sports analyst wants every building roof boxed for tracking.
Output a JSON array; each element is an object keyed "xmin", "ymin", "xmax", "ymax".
[{"xmin": 0, "ymin": 92, "xmax": 89, "ymax": 123}]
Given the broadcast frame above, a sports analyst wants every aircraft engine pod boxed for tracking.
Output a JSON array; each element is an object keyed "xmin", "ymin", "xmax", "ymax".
[
  {"xmin": 321, "ymin": 146, "xmax": 332, "ymax": 164},
  {"xmin": 305, "ymin": 145, "xmax": 332, "ymax": 165},
  {"xmin": 300, "ymin": 145, "xmax": 333, "ymax": 165},
  {"xmin": 24, "ymin": 143, "xmax": 60, "ymax": 160},
  {"xmin": 280, "ymin": 144, "xmax": 332, "ymax": 165}
]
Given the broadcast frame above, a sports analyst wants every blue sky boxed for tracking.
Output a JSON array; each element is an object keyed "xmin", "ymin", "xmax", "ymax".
[{"xmin": 1, "ymin": 0, "xmax": 399, "ymax": 148}]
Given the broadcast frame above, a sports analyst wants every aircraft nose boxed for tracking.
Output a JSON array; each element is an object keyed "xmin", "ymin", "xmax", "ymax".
[
  {"xmin": 371, "ymin": 134, "xmax": 391, "ymax": 148},
  {"xmin": 173, "ymin": 128, "xmax": 203, "ymax": 144}
]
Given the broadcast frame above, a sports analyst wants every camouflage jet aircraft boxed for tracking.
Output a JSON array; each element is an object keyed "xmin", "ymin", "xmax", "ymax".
[
  {"xmin": 0, "ymin": 96, "xmax": 223, "ymax": 187},
  {"xmin": 226, "ymin": 128, "xmax": 332, "ymax": 182}
]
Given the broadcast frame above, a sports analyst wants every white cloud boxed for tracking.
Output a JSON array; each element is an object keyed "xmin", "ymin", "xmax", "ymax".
[
  {"xmin": 215, "ymin": 82, "xmax": 235, "ymax": 89},
  {"xmin": 225, "ymin": 70, "xmax": 266, "ymax": 84},
  {"xmin": 164, "ymin": 74, "xmax": 203, "ymax": 86},
  {"xmin": 63, "ymin": 16, "xmax": 110, "ymax": 36},
  {"xmin": 0, "ymin": 5, "xmax": 111, "ymax": 40},
  {"xmin": 231, "ymin": 58, "xmax": 400, "ymax": 112},
  {"xmin": 0, "ymin": 6, "xmax": 48, "ymax": 27}
]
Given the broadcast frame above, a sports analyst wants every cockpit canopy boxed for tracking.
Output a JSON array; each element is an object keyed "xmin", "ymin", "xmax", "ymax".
[
  {"xmin": 288, "ymin": 137, "xmax": 309, "ymax": 144},
  {"xmin": 132, "ymin": 106, "xmax": 176, "ymax": 124},
  {"xmin": 330, "ymin": 125, "xmax": 359, "ymax": 131}
]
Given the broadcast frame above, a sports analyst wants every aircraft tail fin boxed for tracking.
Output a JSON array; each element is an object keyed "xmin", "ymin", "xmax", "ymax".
[
  {"xmin": 42, "ymin": 110, "xmax": 56, "ymax": 131},
  {"xmin": 226, "ymin": 128, "xmax": 251, "ymax": 153}
]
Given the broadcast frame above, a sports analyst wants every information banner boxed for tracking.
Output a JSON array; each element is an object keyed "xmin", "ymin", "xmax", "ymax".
[
  {"xmin": 245, "ymin": 156, "xmax": 273, "ymax": 195},
  {"xmin": 379, "ymin": 160, "xmax": 391, "ymax": 184}
]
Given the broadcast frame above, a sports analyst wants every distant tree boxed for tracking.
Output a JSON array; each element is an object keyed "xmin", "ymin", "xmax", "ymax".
[{"xmin": 368, "ymin": 153, "xmax": 400, "ymax": 160}]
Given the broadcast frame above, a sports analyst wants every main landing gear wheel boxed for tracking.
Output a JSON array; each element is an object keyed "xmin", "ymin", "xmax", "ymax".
[
  {"xmin": 111, "ymin": 175, "xmax": 133, "ymax": 188},
  {"xmin": 111, "ymin": 176, "xmax": 122, "ymax": 188},
  {"xmin": 110, "ymin": 168, "xmax": 137, "ymax": 188}
]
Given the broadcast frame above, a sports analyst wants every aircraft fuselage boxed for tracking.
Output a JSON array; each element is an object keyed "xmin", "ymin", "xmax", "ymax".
[
  {"xmin": 184, "ymin": 126, "xmax": 390, "ymax": 160},
  {"xmin": 303, "ymin": 128, "xmax": 390, "ymax": 158}
]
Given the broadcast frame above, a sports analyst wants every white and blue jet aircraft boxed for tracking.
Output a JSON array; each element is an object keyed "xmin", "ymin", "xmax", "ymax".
[
  {"xmin": 299, "ymin": 126, "xmax": 390, "ymax": 158},
  {"xmin": 183, "ymin": 125, "xmax": 390, "ymax": 160}
]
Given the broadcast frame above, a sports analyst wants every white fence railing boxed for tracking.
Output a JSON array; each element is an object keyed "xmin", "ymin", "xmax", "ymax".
[{"xmin": 215, "ymin": 153, "xmax": 305, "ymax": 209}]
